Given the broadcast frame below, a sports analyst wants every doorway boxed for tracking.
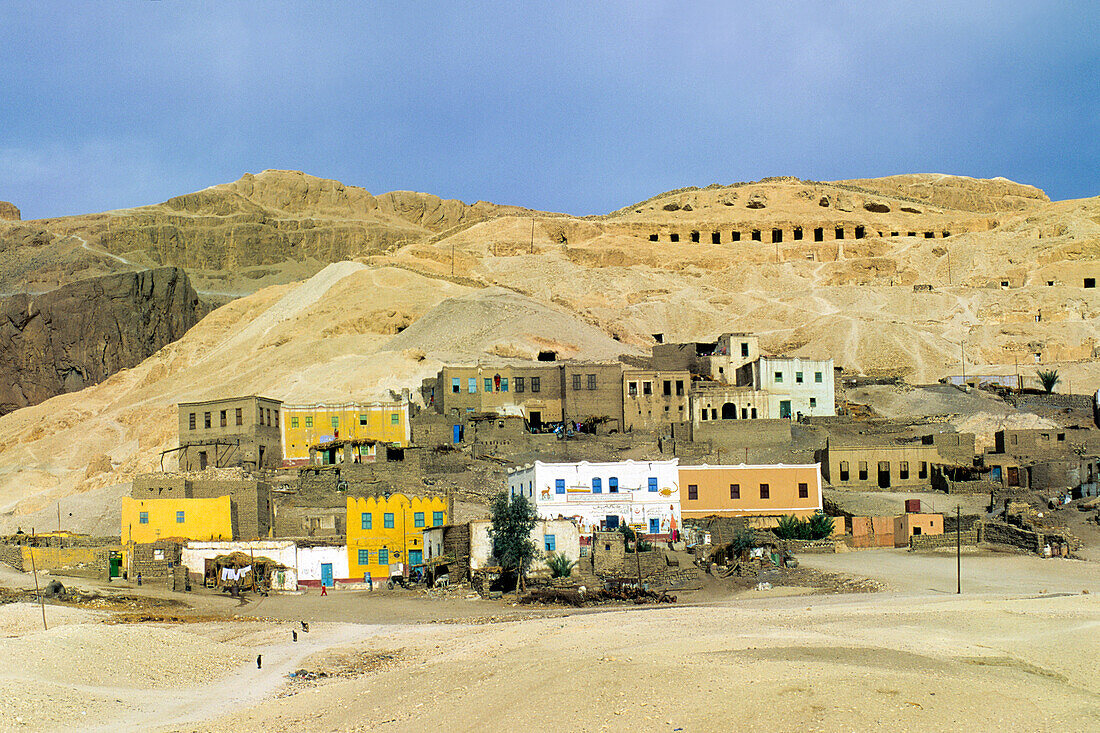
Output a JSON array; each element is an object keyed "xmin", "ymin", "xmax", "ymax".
[
  {"xmin": 529, "ymin": 411, "xmax": 542, "ymax": 430},
  {"xmin": 877, "ymin": 461, "xmax": 891, "ymax": 489},
  {"xmin": 321, "ymin": 563, "xmax": 334, "ymax": 587},
  {"xmin": 721, "ymin": 403, "xmax": 736, "ymax": 420}
]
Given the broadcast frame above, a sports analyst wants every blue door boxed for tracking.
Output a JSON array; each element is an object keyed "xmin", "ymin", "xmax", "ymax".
[
  {"xmin": 453, "ymin": 425, "xmax": 462, "ymax": 444},
  {"xmin": 649, "ymin": 518, "xmax": 660, "ymax": 535},
  {"xmin": 321, "ymin": 563, "xmax": 333, "ymax": 587}
]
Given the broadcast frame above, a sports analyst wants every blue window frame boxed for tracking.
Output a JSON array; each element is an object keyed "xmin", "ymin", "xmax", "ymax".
[
  {"xmin": 176, "ymin": 511, "xmax": 185, "ymax": 523},
  {"xmin": 555, "ymin": 479, "xmax": 565, "ymax": 495},
  {"xmin": 648, "ymin": 477, "xmax": 658, "ymax": 493},
  {"xmin": 500, "ymin": 378, "xmax": 509, "ymax": 392},
  {"xmin": 544, "ymin": 534, "xmax": 556, "ymax": 552},
  {"xmin": 467, "ymin": 378, "xmax": 477, "ymax": 393},
  {"xmin": 592, "ymin": 477, "xmax": 602, "ymax": 494},
  {"xmin": 433, "ymin": 511, "xmax": 444, "ymax": 526},
  {"xmin": 451, "ymin": 377, "xmax": 460, "ymax": 392},
  {"xmin": 361, "ymin": 512, "xmax": 372, "ymax": 530},
  {"xmin": 609, "ymin": 477, "xmax": 619, "ymax": 493},
  {"xmin": 378, "ymin": 548, "xmax": 389, "ymax": 565},
  {"xmin": 649, "ymin": 518, "xmax": 660, "ymax": 534},
  {"xmin": 484, "ymin": 378, "xmax": 493, "ymax": 392},
  {"xmin": 139, "ymin": 511, "xmax": 148, "ymax": 524},
  {"xmin": 384, "ymin": 512, "xmax": 395, "ymax": 529},
  {"xmin": 414, "ymin": 512, "xmax": 425, "ymax": 528},
  {"xmin": 358, "ymin": 549, "xmax": 370, "ymax": 566}
]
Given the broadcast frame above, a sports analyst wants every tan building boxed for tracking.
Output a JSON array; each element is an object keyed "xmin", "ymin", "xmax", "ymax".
[
  {"xmin": 561, "ymin": 362, "xmax": 626, "ymax": 431},
  {"xmin": 622, "ymin": 369, "xmax": 691, "ymax": 430},
  {"xmin": 177, "ymin": 396, "xmax": 284, "ymax": 471},
  {"xmin": 132, "ymin": 473, "xmax": 273, "ymax": 540},
  {"xmin": 652, "ymin": 333, "xmax": 760, "ymax": 383},
  {"xmin": 435, "ymin": 364, "xmax": 562, "ymax": 429},
  {"xmin": 820, "ymin": 436, "xmax": 973, "ymax": 491},
  {"xmin": 678, "ymin": 463, "xmax": 823, "ymax": 519}
]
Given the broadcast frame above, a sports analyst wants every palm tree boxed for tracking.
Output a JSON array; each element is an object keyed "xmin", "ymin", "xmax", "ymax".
[{"xmin": 1037, "ymin": 369, "xmax": 1060, "ymax": 394}]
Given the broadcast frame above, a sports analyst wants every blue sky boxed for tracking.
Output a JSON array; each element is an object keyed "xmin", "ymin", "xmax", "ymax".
[{"xmin": 2, "ymin": 2, "xmax": 1098, "ymax": 219}]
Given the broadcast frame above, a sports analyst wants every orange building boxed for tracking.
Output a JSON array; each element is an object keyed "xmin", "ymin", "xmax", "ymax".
[{"xmin": 678, "ymin": 463, "xmax": 823, "ymax": 519}]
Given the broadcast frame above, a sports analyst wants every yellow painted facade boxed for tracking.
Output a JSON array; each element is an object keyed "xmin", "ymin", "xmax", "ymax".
[
  {"xmin": 346, "ymin": 494, "xmax": 447, "ymax": 581},
  {"xmin": 282, "ymin": 401, "xmax": 411, "ymax": 461},
  {"xmin": 121, "ymin": 496, "xmax": 234, "ymax": 544}
]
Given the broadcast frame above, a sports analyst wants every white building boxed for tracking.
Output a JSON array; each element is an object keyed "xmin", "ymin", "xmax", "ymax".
[
  {"xmin": 752, "ymin": 356, "xmax": 835, "ymax": 419},
  {"xmin": 508, "ymin": 459, "xmax": 681, "ymax": 537},
  {"xmin": 470, "ymin": 519, "xmax": 581, "ymax": 575},
  {"xmin": 181, "ymin": 540, "xmax": 299, "ymax": 591}
]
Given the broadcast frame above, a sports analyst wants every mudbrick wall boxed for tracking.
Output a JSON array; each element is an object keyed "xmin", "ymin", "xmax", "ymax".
[
  {"xmin": 980, "ymin": 521, "xmax": 1079, "ymax": 554},
  {"xmin": 0, "ymin": 267, "xmax": 205, "ymax": 414},
  {"xmin": 909, "ymin": 529, "xmax": 981, "ymax": 551}
]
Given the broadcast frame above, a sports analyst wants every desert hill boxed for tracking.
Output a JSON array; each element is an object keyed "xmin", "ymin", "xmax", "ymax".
[{"xmin": 0, "ymin": 171, "xmax": 1097, "ymax": 529}]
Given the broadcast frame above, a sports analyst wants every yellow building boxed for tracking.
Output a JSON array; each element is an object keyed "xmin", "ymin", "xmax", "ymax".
[
  {"xmin": 121, "ymin": 496, "xmax": 234, "ymax": 544},
  {"xmin": 282, "ymin": 400, "xmax": 411, "ymax": 462},
  {"xmin": 346, "ymin": 494, "xmax": 447, "ymax": 582}
]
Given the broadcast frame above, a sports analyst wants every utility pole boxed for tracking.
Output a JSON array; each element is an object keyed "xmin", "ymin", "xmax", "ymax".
[
  {"xmin": 961, "ymin": 340, "xmax": 966, "ymax": 384},
  {"xmin": 956, "ymin": 505, "xmax": 961, "ymax": 595},
  {"xmin": 29, "ymin": 530, "xmax": 47, "ymax": 630},
  {"xmin": 635, "ymin": 530, "xmax": 643, "ymax": 588}
]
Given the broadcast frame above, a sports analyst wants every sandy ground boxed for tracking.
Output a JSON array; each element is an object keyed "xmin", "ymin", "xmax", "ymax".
[{"xmin": 0, "ymin": 550, "xmax": 1097, "ymax": 732}]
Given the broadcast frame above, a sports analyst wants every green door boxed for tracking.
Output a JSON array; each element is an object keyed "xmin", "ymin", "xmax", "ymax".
[
  {"xmin": 109, "ymin": 555, "xmax": 121, "ymax": 578},
  {"xmin": 779, "ymin": 400, "xmax": 792, "ymax": 419},
  {"xmin": 408, "ymin": 550, "xmax": 423, "ymax": 566}
]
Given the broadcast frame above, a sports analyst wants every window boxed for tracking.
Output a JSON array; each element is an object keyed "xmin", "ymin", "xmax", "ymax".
[
  {"xmin": 760, "ymin": 483, "xmax": 770, "ymax": 499},
  {"xmin": 839, "ymin": 461, "xmax": 849, "ymax": 481},
  {"xmin": 452, "ymin": 377, "xmax": 460, "ymax": 393},
  {"xmin": 274, "ymin": 411, "xmax": 279, "ymax": 428},
  {"xmin": 266, "ymin": 409, "xmax": 272, "ymax": 426},
  {"xmin": 858, "ymin": 461, "xmax": 868, "ymax": 481},
  {"xmin": 414, "ymin": 512, "xmax": 425, "ymax": 528},
  {"xmin": 378, "ymin": 548, "xmax": 389, "ymax": 565},
  {"xmin": 544, "ymin": 534, "xmax": 556, "ymax": 552},
  {"xmin": 688, "ymin": 484, "xmax": 698, "ymax": 500},
  {"xmin": 204, "ymin": 412, "xmax": 211, "ymax": 429},
  {"xmin": 384, "ymin": 513, "xmax": 395, "ymax": 529},
  {"xmin": 361, "ymin": 512, "xmax": 372, "ymax": 530},
  {"xmin": 587, "ymin": 374, "xmax": 597, "ymax": 390},
  {"xmin": 609, "ymin": 477, "xmax": 619, "ymax": 493},
  {"xmin": 189, "ymin": 413, "xmax": 196, "ymax": 430},
  {"xmin": 592, "ymin": 477, "xmax": 602, "ymax": 493},
  {"xmin": 391, "ymin": 413, "xmax": 400, "ymax": 425},
  {"xmin": 220, "ymin": 410, "xmax": 227, "ymax": 427},
  {"xmin": 899, "ymin": 461, "xmax": 909, "ymax": 480},
  {"xmin": 139, "ymin": 511, "xmax": 149, "ymax": 524},
  {"xmin": 500, "ymin": 378, "xmax": 509, "ymax": 392},
  {"xmin": 555, "ymin": 479, "xmax": 565, "ymax": 495},
  {"xmin": 358, "ymin": 549, "xmax": 370, "ymax": 566},
  {"xmin": 774, "ymin": 371, "xmax": 783, "ymax": 383},
  {"xmin": 815, "ymin": 371, "xmax": 823, "ymax": 383},
  {"xmin": 291, "ymin": 416, "xmax": 299, "ymax": 428},
  {"xmin": 795, "ymin": 372, "xmax": 803, "ymax": 384},
  {"xmin": 515, "ymin": 377, "xmax": 525, "ymax": 393},
  {"xmin": 642, "ymin": 381, "xmax": 652, "ymax": 395},
  {"xmin": 531, "ymin": 377, "xmax": 541, "ymax": 393},
  {"xmin": 468, "ymin": 378, "xmax": 477, "ymax": 393},
  {"xmin": 484, "ymin": 378, "xmax": 493, "ymax": 392},
  {"xmin": 305, "ymin": 416, "xmax": 313, "ymax": 428},
  {"xmin": 730, "ymin": 483, "xmax": 740, "ymax": 499},
  {"xmin": 741, "ymin": 342, "xmax": 749, "ymax": 357},
  {"xmin": 809, "ymin": 397, "xmax": 817, "ymax": 409},
  {"xmin": 433, "ymin": 511, "xmax": 444, "ymax": 526},
  {"xmin": 573, "ymin": 374, "xmax": 582, "ymax": 390},
  {"xmin": 628, "ymin": 381, "xmax": 638, "ymax": 397},
  {"xmin": 236, "ymin": 408, "xmax": 243, "ymax": 426},
  {"xmin": 663, "ymin": 380, "xmax": 672, "ymax": 396},
  {"xmin": 918, "ymin": 461, "xmax": 928, "ymax": 479},
  {"xmin": 676, "ymin": 380, "xmax": 684, "ymax": 396},
  {"xmin": 648, "ymin": 477, "xmax": 658, "ymax": 493},
  {"xmin": 798, "ymin": 483, "xmax": 808, "ymax": 499}
]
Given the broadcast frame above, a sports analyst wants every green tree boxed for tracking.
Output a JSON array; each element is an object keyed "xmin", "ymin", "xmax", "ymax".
[
  {"xmin": 774, "ymin": 514, "xmax": 807, "ymax": 540},
  {"xmin": 807, "ymin": 512, "xmax": 835, "ymax": 540},
  {"xmin": 730, "ymin": 527, "xmax": 757, "ymax": 556},
  {"xmin": 546, "ymin": 552, "xmax": 576, "ymax": 578},
  {"xmin": 488, "ymin": 491, "xmax": 538, "ymax": 592},
  {"xmin": 1037, "ymin": 369, "xmax": 1060, "ymax": 394}
]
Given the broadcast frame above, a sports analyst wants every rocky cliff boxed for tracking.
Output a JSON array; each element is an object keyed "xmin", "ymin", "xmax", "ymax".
[
  {"xmin": 0, "ymin": 202, "xmax": 19, "ymax": 221},
  {"xmin": 0, "ymin": 267, "xmax": 204, "ymax": 414}
]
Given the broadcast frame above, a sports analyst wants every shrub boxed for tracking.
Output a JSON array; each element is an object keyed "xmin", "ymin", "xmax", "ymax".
[
  {"xmin": 1037, "ymin": 369, "xmax": 1060, "ymax": 393},
  {"xmin": 546, "ymin": 552, "xmax": 576, "ymax": 578}
]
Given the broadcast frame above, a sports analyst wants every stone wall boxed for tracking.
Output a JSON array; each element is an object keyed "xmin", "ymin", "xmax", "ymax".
[
  {"xmin": 980, "ymin": 520, "xmax": 1078, "ymax": 554},
  {"xmin": 909, "ymin": 529, "xmax": 980, "ymax": 551},
  {"xmin": 130, "ymin": 540, "xmax": 183, "ymax": 581}
]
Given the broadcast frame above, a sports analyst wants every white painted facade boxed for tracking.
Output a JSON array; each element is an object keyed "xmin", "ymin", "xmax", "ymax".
[
  {"xmin": 296, "ymin": 544, "xmax": 351, "ymax": 583},
  {"xmin": 753, "ymin": 356, "xmax": 835, "ymax": 418},
  {"xmin": 181, "ymin": 540, "xmax": 299, "ymax": 590},
  {"xmin": 508, "ymin": 459, "xmax": 681, "ymax": 535},
  {"xmin": 467, "ymin": 519, "xmax": 582, "ymax": 575}
]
